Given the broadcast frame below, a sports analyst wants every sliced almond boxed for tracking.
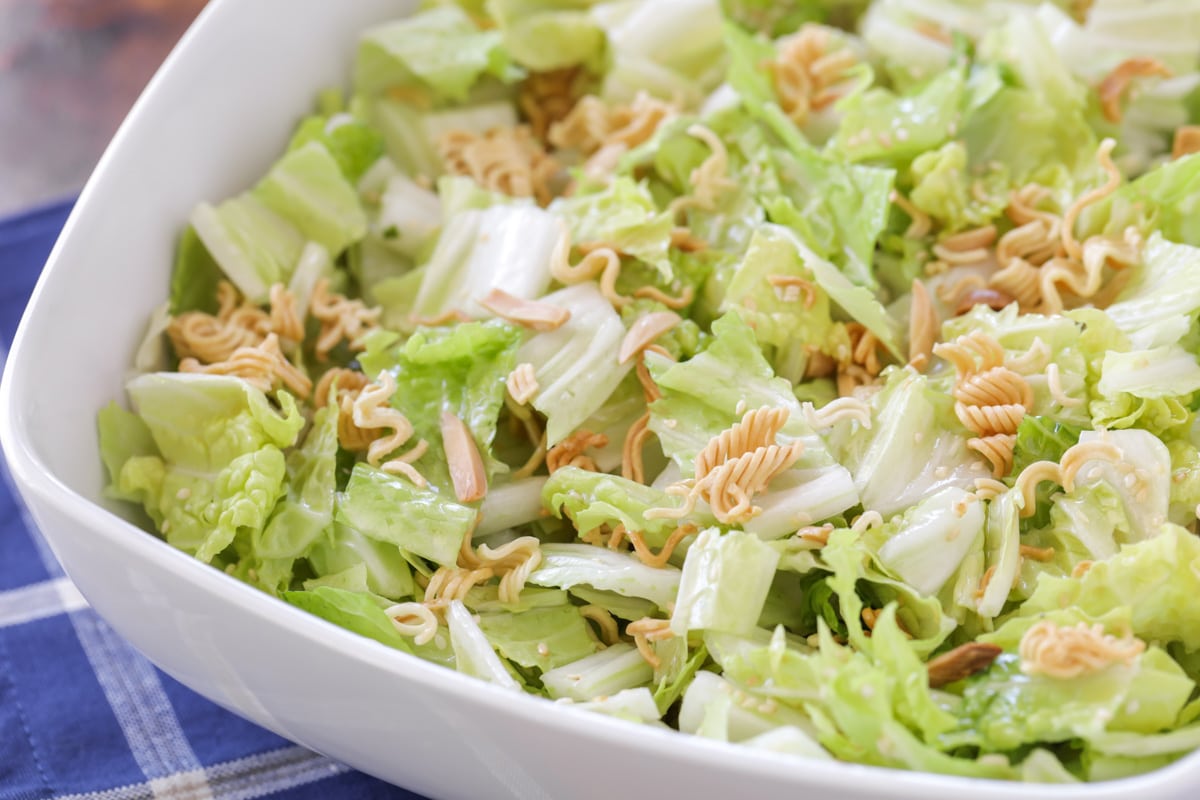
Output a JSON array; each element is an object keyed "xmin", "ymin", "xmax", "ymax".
[
  {"xmin": 926, "ymin": 642, "xmax": 1003, "ymax": 688},
  {"xmin": 1173, "ymin": 125, "xmax": 1200, "ymax": 160},
  {"xmin": 618, "ymin": 311, "xmax": 682, "ymax": 365},
  {"xmin": 955, "ymin": 287, "xmax": 1015, "ymax": 316},
  {"xmin": 907, "ymin": 278, "xmax": 937, "ymax": 370},
  {"xmin": 440, "ymin": 411, "xmax": 487, "ymax": 503},
  {"xmin": 478, "ymin": 289, "xmax": 570, "ymax": 332}
]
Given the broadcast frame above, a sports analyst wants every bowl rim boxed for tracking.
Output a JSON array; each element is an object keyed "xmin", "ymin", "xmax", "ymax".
[{"xmin": 1, "ymin": 0, "xmax": 1197, "ymax": 795}]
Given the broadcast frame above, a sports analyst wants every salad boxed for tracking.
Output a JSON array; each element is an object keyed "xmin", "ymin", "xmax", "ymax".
[{"xmin": 98, "ymin": 0, "xmax": 1200, "ymax": 784}]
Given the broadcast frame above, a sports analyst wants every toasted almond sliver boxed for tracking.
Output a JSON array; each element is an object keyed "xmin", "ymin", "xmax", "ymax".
[
  {"xmin": 1173, "ymin": 125, "xmax": 1200, "ymax": 160},
  {"xmin": 618, "ymin": 311, "xmax": 682, "ymax": 365},
  {"xmin": 441, "ymin": 411, "xmax": 488, "ymax": 503},
  {"xmin": 926, "ymin": 642, "xmax": 1003, "ymax": 688},
  {"xmin": 478, "ymin": 288, "xmax": 570, "ymax": 332}
]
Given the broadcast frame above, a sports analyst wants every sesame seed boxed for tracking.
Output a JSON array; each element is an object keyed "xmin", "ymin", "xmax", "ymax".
[{"xmin": 176, "ymin": 487, "xmax": 191, "ymax": 501}]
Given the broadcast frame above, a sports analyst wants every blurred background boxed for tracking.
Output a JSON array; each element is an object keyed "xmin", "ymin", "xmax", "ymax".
[{"xmin": 0, "ymin": 0, "xmax": 208, "ymax": 216}]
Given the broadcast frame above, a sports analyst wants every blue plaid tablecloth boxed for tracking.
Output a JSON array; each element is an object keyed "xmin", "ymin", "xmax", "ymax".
[{"xmin": 0, "ymin": 200, "xmax": 427, "ymax": 800}]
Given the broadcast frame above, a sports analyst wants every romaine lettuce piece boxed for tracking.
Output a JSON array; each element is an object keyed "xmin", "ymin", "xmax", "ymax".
[
  {"xmin": 169, "ymin": 225, "xmax": 223, "ymax": 315},
  {"xmin": 831, "ymin": 65, "xmax": 965, "ymax": 165},
  {"xmin": 190, "ymin": 195, "xmax": 304, "ymax": 304},
  {"xmin": 485, "ymin": 0, "xmax": 607, "ymax": 72},
  {"xmin": 366, "ymin": 98, "xmax": 519, "ymax": 181},
  {"xmin": 592, "ymin": 0, "xmax": 727, "ymax": 106},
  {"xmin": 252, "ymin": 402, "xmax": 341, "ymax": 591},
  {"xmin": 119, "ymin": 373, "xmax": 304, "ymax": 563},
  {"xmin": 1016, "ymin": 524, "xmax": 1200, "ymax": 651},
  {"xmin": 282, "ymin": 586, "xmax": 413, "ymax": 652},
  {"xmin": 542, "ymin": 467, "xmax": 690, "ymax": 546},
  {"xmin": 529, "ymin": 543, "xmax": 682, "ymax": 608},
  {"xmin": 372, "ymin": 170, "xmax": 443, "ymax": 260},
  {"xmin": 447, "ymin": 600, "xmax": 522, "ymax": 689},
  {"xmin": 875, "ymin": 487, "xmax": 985, "ymax": 597},
  {"xmin": 477, "ymin": 605, "xmax": 599, "ymax": 670},
  {"xmin": 550, "ymin": 177, "xmax": 675, "ymax": 278},
  {"xmin": 97, "ymin": 401, "xmax": 157, "ymax": 505},
  {"xmin": 411, "ymin": 205, "xmax": 560, "ymax": 321},
  {"xmin": 477, "ymin": 476, "xmax": 548, "ymax": 536},
  {"xmin": 822, "ymin": 529, "xmax": 956, "ymax": 656},
  {"xmin": 287, "ymin": 113, "xmax": 386, "ymax": 184},
  {"xmin": 335, "ymin": 464, "xmax": 477, "ymax": 568},
  {"xmin": 671, "ymin": 528, "xmax": 780, "ymax": 635},
  {"xmin": 361, "ymin": 320, "xmax": 522, "ymax": 489},
  {"xmin": 541, "ymin": 643, "xmax": 654, "ymax": 700},
  {"xmin": 908, "ymin": 141, "xmax": 1009, "ymax": 233},
  {"xmin": 516, "ymin": 284, "xmax": 635, "ymax": 445},
  {"xmin": 1104, "ymin": 233, "xmax": 1200, "ymax": 349},
  {"xmin": 840, "ymin": 369, "xmax": 980, "ymax": 517},
  {"xmin": 678, "ymin": 670, "xmax": 821, "ymax": 744},
  {"xmin": 645, "ymin": 312, "xmax": 827, "ymax": 472},
  {"xmin": 355, "ymin": 6, "xmax": 522, "ymax": 101},
  {"xmin": 307, "ymin": 522, "xmax": 415, "ymax": 601},
  {"xmin": 252, "ymin": 141, "xmax": 369, "ymax": 258},
  {"xmin": 717, "ymin": 225, "xmax": 837, "ymax": 381},
  {"xmin": 741, "ymin": 466, "xmax": 860, "ymax": 540}
]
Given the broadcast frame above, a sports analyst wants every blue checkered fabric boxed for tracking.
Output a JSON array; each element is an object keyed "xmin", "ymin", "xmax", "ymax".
[{"xmin": 0, "ymin": 200, "xmax": 427, "ymax": 800}]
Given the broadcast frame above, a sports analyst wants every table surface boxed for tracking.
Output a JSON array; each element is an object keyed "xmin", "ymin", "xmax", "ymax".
[{"xmin": 0, "ymin": 0, "xmax": 208, "ymax": 216}]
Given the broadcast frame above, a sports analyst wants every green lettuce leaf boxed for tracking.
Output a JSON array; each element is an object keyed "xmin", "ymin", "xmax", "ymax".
[
  {"xmin": 477, "ymin": 605, "xmax": 599, "ymax": 670},
  {"xmin": 516, "ymin": 284, "xmax": 635, "ymax": 445},
  {"xmin": 287, "ymin": 114, "xmax": 386, "ymax": 184},
  {"xmin": 169, "ymin": 225, "xmax": 223, "ymax": 316},
  {"xmin": 1015, "ymin": 524, "xmax": 1200, "ymax": 651},
  {"xmin": 550, "ymin": 177, "xmax": 675, "ymax": 278},
  {"xmin": 307, "ymin": 522, "xmax": 416, "ymax": 601},
  {"xmin": 252, "ymin": 141, "xmax": 369, "ymax": 258},
  {"xmin": 529, "ymin": 544, "xmax": 682, "ymax": 609},
  {"xmin": 282, "ymin": 586, "xmax": 413, "ymax": 652},
  {"xmin": 355, "ymin": 6, "xmax": 522, "ymax": 101},
  {"xmin": 671, "ymin": 528, "xmax": 780, "ymax": 635},
  {"xmin": 542, "ymin": 467, "xmax": 690, "ymax": 546},
  {"xmin": 485, "ymin": 0, "xmax": 607, "ymax": 72},
  {"xmin": 251, "ymin": 402, "xmax": 341, "ymax": 592},
  {"xmin": 335, "ymin": 463, "xmax": 477, "ymax": 568},
  {"xmin": 361, "ymin": 320, "xmax": 522, "ymax": 489},
  {"xmin": 119, "ymin": 373, "xmax": 304, "ymax": 563},
  {"xmin": 446, "ymin": 599, "xmax": 522, "ymax": 689}
]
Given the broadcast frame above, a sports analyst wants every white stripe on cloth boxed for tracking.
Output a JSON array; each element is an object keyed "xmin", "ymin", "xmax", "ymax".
[
  {"xmin": 54, "ymin": 746, "xmax": 352, "ymax": 800},
  {"xmin": 70, "ymin": 610, "xmax": 206, "ymax": 781},
  {"xmin": 0, "ymin": 576, "xmax": 87, "ymax": 627},
  {"xmin": 11, "ymin": 499, "xmax": 209, "ymax": 788}
]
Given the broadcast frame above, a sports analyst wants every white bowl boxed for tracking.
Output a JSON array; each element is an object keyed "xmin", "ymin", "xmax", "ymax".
[{"xmin": 2, "ymin": 2, "xmax": 1197, "ymax": 797}]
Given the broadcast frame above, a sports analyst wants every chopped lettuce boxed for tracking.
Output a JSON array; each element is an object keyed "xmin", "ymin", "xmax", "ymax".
[
  {"xmin": 360, "ymin": 320, "xmax": 522, "ymax": 488},
  {"xmin": 355, "ymin": 6, "xmax": 522, "ymax": 101},
  {"xmin": 477, "ymin": 605, "xmax": 599, "ymax": 670},
  {"xmin": 1016, "ymin": 524, "xmax": 1200, "ymax": 651},
  {"xmin": 529, "ymin": 544, "xmax": 682, "ymax": 608},
  {"xmin": 282, "ymin": 586, "xmax": 413, "ymax": 652},
  {"xmin": 671, "ymin": 528, "xmax": 780, "ymax": 635},
  {"xmin": 541, "ymin": 643, "xmax": 654, "ymax": 700},
  {"xmin": 516, "ymin": 284, "xmax": 635, "ymax": 445},
  {"xmin": 335, "ymin": 463, "xmax": 477, "ymax": 567},
  {"xmin": 411, "ymin": 204, "xmax": 560, "ymax": 321},
  {"xmin": 117, "ymin": 373, "xmax": 303, "ymax": 563}
]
